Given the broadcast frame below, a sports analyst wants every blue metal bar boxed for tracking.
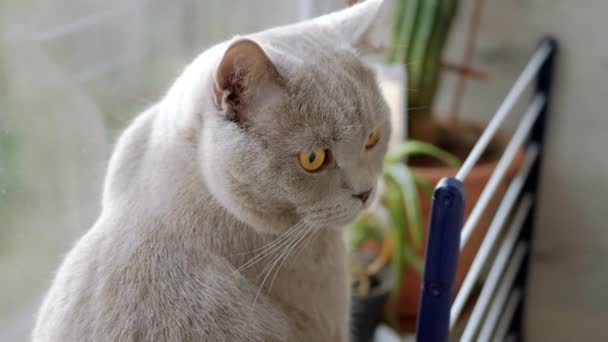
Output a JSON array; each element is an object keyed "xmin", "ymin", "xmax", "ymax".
[
  {"xmin": 416, "ymin": 178, "xmax": 465, "ymax": 342},
  {"xmin": 509, "ymin": 36, "xmax": 558, "ymax": 339}
]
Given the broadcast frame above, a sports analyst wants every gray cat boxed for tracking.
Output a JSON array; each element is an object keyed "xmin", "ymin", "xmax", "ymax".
[{"xmin": 33, "ymin": 0, "xmax": 390, "ymax": 341}]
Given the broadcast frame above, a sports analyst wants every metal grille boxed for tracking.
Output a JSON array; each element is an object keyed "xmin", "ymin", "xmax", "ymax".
[{"xmin": 416, "ymin": 37, "xmax": 557, "ymax": 342}]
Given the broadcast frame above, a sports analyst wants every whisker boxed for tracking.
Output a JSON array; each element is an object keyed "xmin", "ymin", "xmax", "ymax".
[
  {"xmin": 233, "ymin": 222, "xmax": 301, "ymax": 257},
  {"xmin": 226, "ymin": 221, "xmax": 305, "ymax": 279},
  {"xmin": 234, "ymin": 231, "xmax": 299, "ymax": 276},
  {"xmin": 252, "ymin": 224, "xmax": 311, "ymax": 307},
  {"xmin": 292, "ymin": 222, "xmax": 324, "ymax": 261},
  {"xmin": 253, "ymin": 223, "xmax": 310, "ymax": 285},
  {"xmin": 265, "ymin": 211, "xmax": 350, "ymax": 297},
  {"xmin": 408, "ymin": 105, "xmax": 429, "ymax": 112},
  {"xmin": 297, "ymin": 211, "xmax": 350, "ymax": 258},
  {"xmin": 265, "ymin": 223, "xmax": 315, "ymax": 296}
]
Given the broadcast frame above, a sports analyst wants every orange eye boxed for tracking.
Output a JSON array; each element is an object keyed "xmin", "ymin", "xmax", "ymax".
[
  {"xmin": 365, "ymin": 128, "xmax": 381, "ymax": 149},
  {"xmin": 298, "ymin": 149, "xmax": 326, "ymax": 172}
]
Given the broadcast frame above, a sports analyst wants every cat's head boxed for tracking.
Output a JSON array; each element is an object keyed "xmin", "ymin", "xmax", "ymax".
[{"xmin": 199, "ymin": 0, "xmax": 391, "ymax": 233}]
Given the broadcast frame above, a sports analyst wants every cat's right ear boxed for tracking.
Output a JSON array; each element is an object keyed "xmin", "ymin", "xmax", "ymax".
[
  {"xmin": 316, "ymin": 0, "xmax": 388, "ymax": 53},
  {"xmin": 213, "ymin": 39, "xmax": 284, "ymax": 124}
]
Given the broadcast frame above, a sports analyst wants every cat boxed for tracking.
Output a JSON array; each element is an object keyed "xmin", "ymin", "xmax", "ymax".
[{"xmin": 32, "ymin": 0, "xmax": 390, "ymax": 341}]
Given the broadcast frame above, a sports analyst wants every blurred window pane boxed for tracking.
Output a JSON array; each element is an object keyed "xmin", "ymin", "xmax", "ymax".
[{"xmin": 0, "ymin": 0, "xmax": 343, "ymax": 339}]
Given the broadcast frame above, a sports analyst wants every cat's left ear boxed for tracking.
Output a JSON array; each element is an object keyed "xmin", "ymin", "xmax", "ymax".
[
  {"xmin": 213, "ymin": 39, "xmax": 284, "ymax": 124},
  {"xmin": 316, "ymin": 0, "xmax": 388, "ymax": 52}
]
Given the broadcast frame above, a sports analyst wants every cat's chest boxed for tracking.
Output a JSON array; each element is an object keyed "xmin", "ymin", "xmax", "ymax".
[
  {"xmin": 212, "ymin": 221, "xmax": 350, "ymax": 336},
  {"xmin": 253, "ymin": 230, "xmax": 350, "ymax": 337}
]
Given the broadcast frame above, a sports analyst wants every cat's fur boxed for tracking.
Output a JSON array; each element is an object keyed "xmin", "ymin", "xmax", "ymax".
[{"xmin": 33, "ymin": 1, "xmax": 390, "ymax": 341}]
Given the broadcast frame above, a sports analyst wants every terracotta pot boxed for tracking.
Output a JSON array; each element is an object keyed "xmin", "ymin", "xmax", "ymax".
[{"xmin": 393, "ymin": 126, "xmax": 525, "ymax": 332}]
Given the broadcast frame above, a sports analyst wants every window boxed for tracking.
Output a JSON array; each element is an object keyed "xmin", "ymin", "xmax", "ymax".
[{"xmin": 0, "ymin": 1, "xmax": 343, "ymax": 339}]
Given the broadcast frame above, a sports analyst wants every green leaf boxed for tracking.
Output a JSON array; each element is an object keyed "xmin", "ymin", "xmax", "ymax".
[
  {"xmin": 386, "ymin": 0, "xmax": 405, "ymax": 63},
  {"xmin": 407, "ymin": 0, "xmax": 440, "ymax": 101},
  {"xmin": 420, "ymin": 0, "xmax": 459, "ymax": 111},
  {"xmin": 358, "ymin": 210, "xmax": 391, "ymax": 234},
  {"xmin": 348, "ymin": 214, "xmax": 385, "ymax": 251},
  {"xmin": 385, "ymin": 164, "xmax": 424, "ymax": 248},
  {"xmin": 382, "ymin": 182, "xmax": 407, "ymax": 325},
  {"xmin": 413, "ymin": 172, "xmax": 434, "ymax": 195},
  {"xmin": 387, "ymin": 0, "xmax": 421, "ymax": 64},
  {"xmin": 385, "ymin": 140, "xmax": 460, "ymax": 169},
  {"xmin": 403, "ymin": 245, "xmax": 424, "ymax": 274}
]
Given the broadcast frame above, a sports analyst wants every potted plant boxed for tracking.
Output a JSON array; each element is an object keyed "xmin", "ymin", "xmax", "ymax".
[
  {"xmin": 349, "ymin": 140, "xmax": 459, "ymax": 340},
  {"xmin": 350, "ymin": 247, "xmax": 392, "ymax": 342},
  {"xmin": 349, "ymin": 0, "xmax": 525, "ymax": 333}
]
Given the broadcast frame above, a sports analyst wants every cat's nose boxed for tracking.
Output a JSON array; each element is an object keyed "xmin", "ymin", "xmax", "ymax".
[{"xmin": 353, "ymin": 189, "xmax": 372, "ymax": 203}]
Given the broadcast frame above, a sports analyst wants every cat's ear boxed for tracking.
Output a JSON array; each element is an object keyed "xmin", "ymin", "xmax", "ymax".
[
  {"xmin": 213, "ymin": 39, "xmax": 283, "ymax": 124},
  {"xmin": 316, "ymin": 0, "xmax": 388, "ymax": 52}
]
